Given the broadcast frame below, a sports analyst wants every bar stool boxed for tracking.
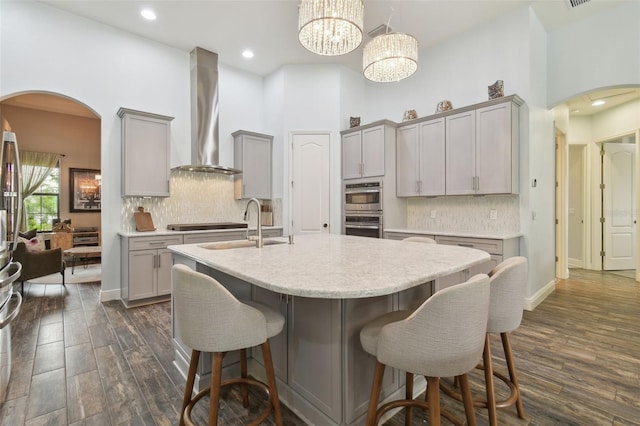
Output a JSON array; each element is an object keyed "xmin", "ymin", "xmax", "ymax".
[
  {"xmin": 442, "ymin": 256, "xmax": 528, "ymax": 425},
  {"xmin": 403, "ymin": 236, "xmax": 437, "ymax": 244},
  {"xmin": 360, "ymin": 274, "xmax": 490, "ymax": 426},
  {"xmin": 172, "ymin": 264, "xmax": 284, "ymax": 426}
]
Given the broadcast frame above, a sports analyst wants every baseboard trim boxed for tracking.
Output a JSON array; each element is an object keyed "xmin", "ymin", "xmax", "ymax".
[
  {"xmin": 524, "ymin": 279, "xmax": 556, "ymax": 311},
  {"xmin": 100, "ymin": 288, "xmax": 121, "ymax": 303},
  {"xmin": 568, "ymin": 258, "xmax": 584, "ymax": 268}
]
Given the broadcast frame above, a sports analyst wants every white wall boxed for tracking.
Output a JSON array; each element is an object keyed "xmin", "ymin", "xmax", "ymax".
[{"xmin": 547, "ymin": 1, "xmax": 640, "ymax": 107}]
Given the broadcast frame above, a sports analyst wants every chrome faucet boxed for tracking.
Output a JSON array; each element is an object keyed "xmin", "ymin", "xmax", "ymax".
[{"xmin": 243, "ymin": 198, "xmax": 263, "ymax": 248}]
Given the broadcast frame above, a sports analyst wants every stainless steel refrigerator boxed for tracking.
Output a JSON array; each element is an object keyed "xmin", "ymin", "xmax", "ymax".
[{"xmin": 0, "ymin": 131, "xmax": 24, "ymax": 403}]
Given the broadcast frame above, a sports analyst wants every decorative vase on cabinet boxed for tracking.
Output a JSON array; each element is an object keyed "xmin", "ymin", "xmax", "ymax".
[
  {"xmin": 118, "ymin": 108, "xmax": 173, "ymax": 197},
  {"xmin": 233, "ymin": 130, "xmax": 273, "ymax": 199}
]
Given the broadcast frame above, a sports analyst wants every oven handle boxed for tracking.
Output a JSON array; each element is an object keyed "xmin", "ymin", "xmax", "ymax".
[
  {"xmin": 345, "ymin": 224, "xmax": 381, "ymax": 229},
  {"xmin": 345, "ymin": 188, "xmax": 381, "ymax": 194},
  {"xmin": 0, "ymin": 261, "xmax": 22, "ymax": 289}
]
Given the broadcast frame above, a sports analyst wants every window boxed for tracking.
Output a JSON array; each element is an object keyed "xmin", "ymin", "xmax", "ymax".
[{"xmin": 24, "ymin": 165, "xmax": 60, "ymax": 231}]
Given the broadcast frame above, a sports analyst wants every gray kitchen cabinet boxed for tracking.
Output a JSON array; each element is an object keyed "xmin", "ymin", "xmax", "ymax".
[
  {"xmin": 120, "ymin": 234, "xmax": 183, "ymax": 306},
  {"xmin": 118, "ymin": 108, "xmax": 173, "ymax": 197},
  {"xmin": 251, "ymin": 289, "xmax": 343, "ymax": 423},
  {"xmin": 233, "ymin": 130, "xmax": 273, "ymax": 199},
  {"xmin": 434, "ymin": 235, "xmax": 519, "ymax": 291},
  {"xmin": 396, "ymin": 118, "xmax": 446, "ymax": 197},
  {"xmin": 445, "ymin": 96, "xmax": 521, "ymax": 195},
  {"xmin": 341, "ymin": 122, "xmax": 393, "ymax": 179}
]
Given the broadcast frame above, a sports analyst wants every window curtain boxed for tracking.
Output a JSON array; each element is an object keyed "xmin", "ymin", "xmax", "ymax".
[{"xmin": 20, "ymin": 150, "xmax": 61, "ymax": 231}]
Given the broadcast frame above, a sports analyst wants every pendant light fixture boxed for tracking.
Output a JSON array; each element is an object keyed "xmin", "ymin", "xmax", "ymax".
[
  {"xmin": 363, "ymin": 32, "xmax": 418, "ymax": 82},
  {"xmin": 298, "ymin": 0, "xmax": 364, "ymax": 56}
]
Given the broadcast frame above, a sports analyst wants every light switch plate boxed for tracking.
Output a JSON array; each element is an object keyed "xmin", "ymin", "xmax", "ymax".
[
  {"xmin": 490, "ymin": 210, "xmax": 498, "ymax": 220},
  {"xmin": 430, "ymin": 210, "xmax": 437, "ymax": 218}
]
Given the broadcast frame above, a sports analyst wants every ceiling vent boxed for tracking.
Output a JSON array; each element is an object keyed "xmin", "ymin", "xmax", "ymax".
[
  {"xmin": 565, "ymin": 0, "xmax": 591, "ymax": 9},
  {"xmin": 367, "ymin": 24, "xmax": 393, "ymax": 39}
]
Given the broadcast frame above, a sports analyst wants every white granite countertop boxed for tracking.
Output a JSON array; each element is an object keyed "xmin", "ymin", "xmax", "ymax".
[
  {"xmin": 118, "ymin": 226, "xmax": 283, "ymax": 238},
  {"xmin": 168, "ymin": 234, "xmax": 490, "ymax": 299},
  {"xmin": 384, "ymin": 228, "xmax": 523, "ymax": 240}
]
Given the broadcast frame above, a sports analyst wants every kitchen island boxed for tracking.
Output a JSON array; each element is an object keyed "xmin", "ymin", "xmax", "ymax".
[{"xmin": 169, "ymin": 234, "xmax": 490, "ymax": 425}]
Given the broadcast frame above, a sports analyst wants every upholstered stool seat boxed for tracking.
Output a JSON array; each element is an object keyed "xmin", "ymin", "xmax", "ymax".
[
  {"xmin": 441, "ymin": 256, "xmax": 528, "ymax": 425},
  {"xmin": 360, "ymin": 274, "xmax": 490, "ymax": 426},
  {"xmin": 172, "ymin": 264, "xmax": 284, "ymax": 426}
]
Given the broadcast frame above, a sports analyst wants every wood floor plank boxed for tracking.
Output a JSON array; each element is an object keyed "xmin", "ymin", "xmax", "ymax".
[
  {"xmin": 4, "ymin": 270, "xmax": 640, "ymax": 425},
  {"xmin": 33, "ymin": 341, "xmax": 65, "ymax": 375}
]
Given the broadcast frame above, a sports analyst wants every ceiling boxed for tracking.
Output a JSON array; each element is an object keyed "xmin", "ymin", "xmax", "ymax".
[{"xmin": 5, "ymin": 0, "xmax": 638, "ymax": 117}]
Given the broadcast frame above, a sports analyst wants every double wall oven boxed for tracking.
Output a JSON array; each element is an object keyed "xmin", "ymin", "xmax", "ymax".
[{"xmin": 343, "ymin": 182, "xmax": 383, "ymax": 239}]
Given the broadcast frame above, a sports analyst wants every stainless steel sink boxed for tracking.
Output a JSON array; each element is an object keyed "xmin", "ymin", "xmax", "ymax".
[{"xmin": 199, "ymin": 239, "xmax": 287, "ymax": 250}]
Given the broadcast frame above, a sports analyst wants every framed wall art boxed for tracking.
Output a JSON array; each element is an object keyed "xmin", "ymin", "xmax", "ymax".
[{"xmin": 69, "ymin": 168, "xmax": 101, "ymax": 212}]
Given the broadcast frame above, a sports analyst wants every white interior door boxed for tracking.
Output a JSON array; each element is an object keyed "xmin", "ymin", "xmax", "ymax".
[
  {"xmin": 291, "ymin": 133, "xmax": 330, "ymax": 235},
  {"xmin": 603, "ymin": 142, "xmax": 636, "ymax": 270}
]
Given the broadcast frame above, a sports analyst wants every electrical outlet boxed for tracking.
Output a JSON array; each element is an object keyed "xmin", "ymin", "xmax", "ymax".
[
  {"xmin": 430, "ymin": 210, "xmax": 437, "ymax": 219},
  {"xmin": 490, "ymin": 210, "xmax": 498, "ymax": 220}
]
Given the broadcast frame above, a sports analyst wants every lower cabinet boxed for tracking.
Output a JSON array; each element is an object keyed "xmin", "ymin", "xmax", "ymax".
[
  {"xmin": 251, "ymin": 290, "xmax": 343, "ymax": 423},
  {"xmin": 121, "ymin": 234, "xmax": 183, "ymax": 306},
  {"xmin": 384, "ymin": 231, "xmax": 520, "ymax": 293}
]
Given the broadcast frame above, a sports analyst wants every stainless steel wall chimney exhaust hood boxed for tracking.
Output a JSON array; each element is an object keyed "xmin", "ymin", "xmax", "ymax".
[{"xmin": 174, "ymin": 47, "xmax": 241, "ymax": 175}]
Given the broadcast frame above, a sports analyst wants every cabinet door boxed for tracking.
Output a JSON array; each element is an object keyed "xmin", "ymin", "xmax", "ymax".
[
  {"xmin": 446, "ymin": 110, "xmax": 476, "ymax": 195},
  {"xmin": 396, "ymin": 124, "xmax": 420, "ymax": 197},
  {"xmin": 237, "ymin": 135, "xmax": 272, "ymax": 199},
  {"xmin": 342, "ymin": 131, "xmax": 363, "ymax": 179},
  {"xmin": 121, "ymin": 111, "xmax": 172, "ymax": 197},
  {"xmin": 128, "ymin": 249, "xmax": 157, "ymax": 300},
  {"xmin": 419, "ymin": 118, "xmax": 446, "ymax": 196},
  {"xmin": 361, "ymin": 126, "xmax": 385, "ymax": 178},
  {"xmin": 156, "ymin": 248, "xmax": 174, "ymax": 296},
  {"xmin": 288, "ymin": 297, "xmax": 342, "ymax": 422},
  {"xmin": 476, "ymin": 103, "xmax": 513, "ymax": 194}
]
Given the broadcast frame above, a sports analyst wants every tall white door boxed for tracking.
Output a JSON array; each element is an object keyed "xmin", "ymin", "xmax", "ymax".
[
  {"xmin": 603, "ymin": 142, "xmax": 636, "ymax": 270},
  {"xmin": 291, "ymin": 133, "xmax": 330, "ymax": 235}
]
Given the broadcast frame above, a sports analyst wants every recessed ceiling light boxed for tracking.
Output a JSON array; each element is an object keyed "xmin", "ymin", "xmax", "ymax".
[
  {"xmin": 242, "ymin": 50, "xmax": 255, "ymax": 59},
  {"xmin": 591, "ymin": 100, "xmax": 605, "ymax": 106},
  {"xmin": 141, "ymin": 8, "xmax": 157, "ymax": 20}
]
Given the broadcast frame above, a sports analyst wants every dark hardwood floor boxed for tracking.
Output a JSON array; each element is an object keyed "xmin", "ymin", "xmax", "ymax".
[{"xmin": 1, "ymin": 268, "xmax": 639, "ymax": 425}]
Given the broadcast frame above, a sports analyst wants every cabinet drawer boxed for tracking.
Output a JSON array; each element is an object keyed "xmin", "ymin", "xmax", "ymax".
[
  {"xmin": 435, "ymin": 236, "xmax": 502, "ymax": 255},
  {"xmin": 129, "ymin": 235, "xmax": 183, "ymax": 251}
]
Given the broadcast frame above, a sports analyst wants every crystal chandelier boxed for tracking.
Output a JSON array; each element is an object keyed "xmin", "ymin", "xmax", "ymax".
[
  {"xmin": 363, "ymin": 33, "xmax": 419, "ymax": 82},
  {"xmin": 298, "ymin": 0, "xmax": 364, "ymax": 56}
]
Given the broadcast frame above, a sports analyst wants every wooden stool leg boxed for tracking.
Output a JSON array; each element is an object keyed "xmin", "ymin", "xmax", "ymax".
[
  {"xmin": 484, "ymin": 335, "xmax": 498, "ymax": 426},
  {"xmin": 366, "ymin": 362, "xmax": 385, "ymax": 426},
  {"xmin": 209, "ymin": 352, "xmax": 224, "ymax": 426},
  {"xmin": 261, "ymin": 341, "xmax": 283, "ymax": 426},
  {"xmin": 501, "ymin": 332, "xmax": 525, "ymax": 418},
  {"xmin": 405, "ymin": 372, "xmax": 413, "ymax": 426},
  {"xmin": 458, "ymin": 374, "xmax": 477, "ymax": 426},
  {"xmin": 240, "ymin": 348, "xmax": 249, "ymax": 407},
  {"xmin": 180, "ymin": 350, "xmax": 200, "ymax": 426},
  {"xmin": 426, "ymin": 377, "xmax": 441, "ymax": 426}
]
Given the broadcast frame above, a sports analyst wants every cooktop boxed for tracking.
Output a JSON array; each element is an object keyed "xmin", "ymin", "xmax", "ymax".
[{"xmin": 166, "ymin": 222, "xmax": 248, "ymax": 231}]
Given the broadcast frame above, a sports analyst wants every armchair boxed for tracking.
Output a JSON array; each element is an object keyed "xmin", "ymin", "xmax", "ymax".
[{"xmin": 11, "ymin": 242, "xmax": 66, "ymax": 296}]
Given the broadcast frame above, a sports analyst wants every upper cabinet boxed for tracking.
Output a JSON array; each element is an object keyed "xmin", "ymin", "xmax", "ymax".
[
  {"xmin": 233, "ymin": 130, "xmax": 273, "ymax": 199},
  {"xmin": 342, "ymin": 122, "xmax": 393, "ymax": 180},
  {"xmin": 396, "ymin": 118, "xmax": 446, "ymax": 197},
  {"xmin": 446, "ymin": 96, "xmax": 522, "ymax": 195},
  {"xmin": 118, "ymin": 108, "xmax": 173, "ymax": 197}
]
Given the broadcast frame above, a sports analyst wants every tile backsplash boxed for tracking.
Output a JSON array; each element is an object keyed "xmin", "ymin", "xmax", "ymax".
[
  {"xmin": 406, "ymin": 195, "xmax": 519, "ymax": 234},
  {"xmin": 121, "ymin": 170, "xmax": 282, "ymax": 232}
]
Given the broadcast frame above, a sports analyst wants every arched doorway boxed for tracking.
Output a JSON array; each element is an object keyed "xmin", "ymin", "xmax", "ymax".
[{"xmin": 1, "ymin": 91, "xmax": 102, "ymax": 281}]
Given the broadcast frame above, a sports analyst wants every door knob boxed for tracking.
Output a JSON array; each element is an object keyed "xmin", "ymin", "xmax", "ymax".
[{"xmin": 323, "ymin": 223, "xmax": 328, "ymax": 228}]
